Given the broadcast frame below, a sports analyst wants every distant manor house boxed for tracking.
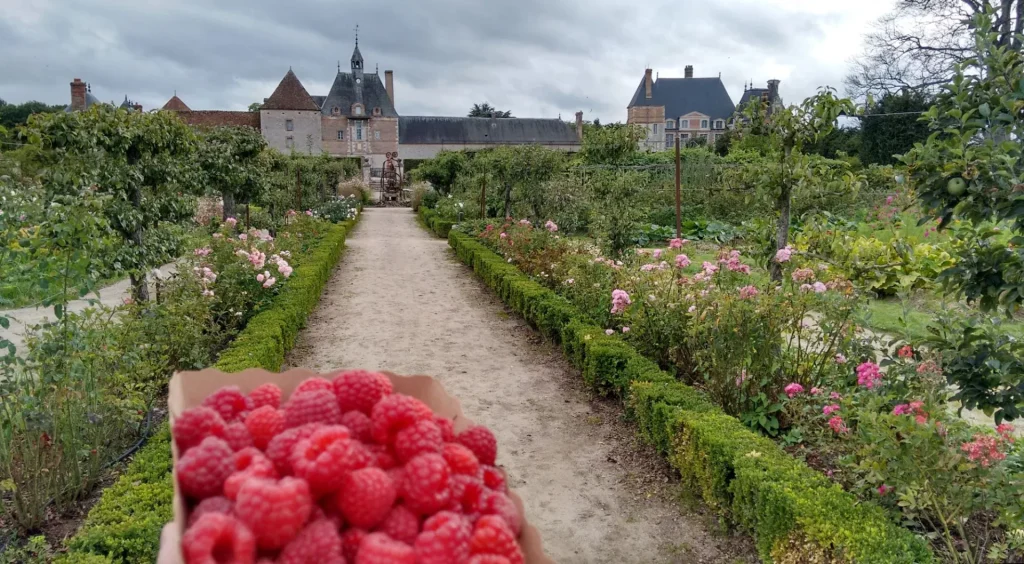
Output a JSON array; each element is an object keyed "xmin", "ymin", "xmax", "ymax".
[{"xmin": 157, "ymin": 40, "xmax": 582, "ymax": 174}]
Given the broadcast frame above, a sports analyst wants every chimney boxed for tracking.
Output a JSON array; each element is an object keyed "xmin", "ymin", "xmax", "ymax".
[
  {"xmin": 767, "ymin": 79, "xmax": 780, "ymax": 102},
  {"xmin": 575, "ymin": 111, "xmax": 584, "ymax": 141},
  {"xmin": 644, "ymin": 68, "xmax": 653, "ymax": 99},
  {"xmin": 684, "ymin": 65, "xmax": 694, "ymax": 79},
  {"xmin": 70, "ymin": 78, "xmax": 87, "ymax": 111},
  {"xmin": 384, "ymin": 70, "xmax": 394, "ymax": 105},
  {"xmin": 133, "ymin": 103, "xmax": 143, "ymax": 112}
]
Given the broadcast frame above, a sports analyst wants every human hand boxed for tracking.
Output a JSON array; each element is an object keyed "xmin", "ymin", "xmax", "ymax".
[{"xmin": 156, "ymin": 522, "xmax": 182, "ymax": 564}]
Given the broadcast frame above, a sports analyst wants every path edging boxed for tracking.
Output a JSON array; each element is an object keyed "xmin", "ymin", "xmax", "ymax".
[
  {"xmin": 441, "ymin": 227, "xmax": 933, "ymax": 564},
  {"xmin": 60, "ymin": 216, "xmax": 361, "ymax": 563}
]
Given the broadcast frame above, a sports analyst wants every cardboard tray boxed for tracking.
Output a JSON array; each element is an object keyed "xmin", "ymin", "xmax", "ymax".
[{"xmin": 167, "ymin": 368, "xmax": 552, "ymax": 563}]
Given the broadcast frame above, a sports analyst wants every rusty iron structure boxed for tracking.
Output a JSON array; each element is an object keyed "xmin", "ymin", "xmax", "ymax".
[{"xmin": 378, "ymin": 151, "xmax": 406, "ymax": 205}]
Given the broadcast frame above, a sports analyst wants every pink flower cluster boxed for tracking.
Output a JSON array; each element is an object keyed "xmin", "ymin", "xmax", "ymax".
[
  {"xmin": 897, "ymin": 345, "xmax": 914, "ymax": 359},
  {"xmin": 305, "ymin": 210, "xmax": 314, "ymax": 217},
  {"xmin": 286, "ymin": 210, "xmax": 297, "ymax": 218},
  {"xmin": 652, "ymin": 249, "xmax": 663, "ymax": 259},
  {"xmin": 518, "ymin": 219, "xmax": 532, "ymax": 226},
  {"xmin": 877, "ymin": 484, "xmax": 893, "ymax": 496},
  {"xmin": 792, "ymin": 268, "xmax": 815, "ymax": 283},
  {"xmin": 775, "ymin": 246, "xmax": 794, "ymax": 263},
  {"xmin": 640, "ymin": 261, "xmax": 669, "ymax": 272},
  {"xmin": 610, "ymin": 289, "xmax": 631, "ymax": 314},
  {"xmin": 720, "ymin": 250, "xmax": 751, "ymax": 274},
  {"xmin": 834, "ymin": 353, "xmax": 847, "ymax": 365},
  {"xmin": 269, "ymin": 255, "xmax": 293, "ymax": 278},
  {"xmin": 892, "ymin": 400, "xmax": 927, "ymax": 423},
  {"xmin": 247, "ymin": 250, "xmax": 267, "ymax": 270},
  {"xmin": 256, "ymin": 271, "xmax": 277, "ymax": 288},
  {"xmin": 669, "ymin": 238, "xmax": 688, "ymax": 249},
  {"xmin": 735, "ymin": 369, "xmax": 749, "ymax": 387},
  {"xmin": 829, "ymin": 416, "xmax": 849, "ymax": 434},
  {"xmin": 193, "ymin": 266, "xmax": 217, "ymax": 284},
  {"xmin": 544, "ymin": 220, "xmax": 558, "ymax": 232},
  {"xmin": 194, "ymin": 247, "xmax": 212, "ymax": 257},
  {"xmin": 784, "ymin": 382, "xmax": 804, "ymax": 398},
  {"xmin": 675, "ymin": 254, "xmax": 691, "ymax": 269},
  {"xmin": 739, "ymin": 285, "xmax": 759, "ymax": 300},
  {"xmin": 916, "ymin": 360, "xmax": 942, "ymax": 376},
  {"xmin": 856, "ymin": 361, "xmax": 883, "ymax": 389},
  {"xmin": 701, "ymin": 261, "xmax": 719, "ymax": 275},
  {"xmin": 961, "ymin": 431, "xmax": 1013, "ymax": 467},
  {"xmin": 823, "ymin": 404, "xmax": 841, "ymax": 416},
  {"xmin": 798, "ymin": 281, "xmax": 828, "ymax": 293},
  {"xmin": 225, "ymin": 217, "xmax": 238, "ymax": 227}
]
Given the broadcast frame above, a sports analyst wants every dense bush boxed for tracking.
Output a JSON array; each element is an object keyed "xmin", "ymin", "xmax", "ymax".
[{"xmin": 313, "ymin": 194, "xmax": 361, "ymax": 223}]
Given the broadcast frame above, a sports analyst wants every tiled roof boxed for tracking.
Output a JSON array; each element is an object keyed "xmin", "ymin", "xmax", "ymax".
[
  {"xmin": 628, "ymin": 76, "xmax": 735, "ymax": 121},
  {"xmin": 321, "ymin": 72, "xmax": 397, "ymax": 117},
  {"xmin": 162, "ymin": 95, "xmax": 191, "ymax": 111},
  {"xmin": 176, "ymin": 111, "xmax": 260, "ymax": 129},
  {"xmin": 262, "ymin": 70, "xmax": 320, "ymax": 111},
  {"xmin": 399, "ymin": 116, "xmax": 578, "ymax": 145}
]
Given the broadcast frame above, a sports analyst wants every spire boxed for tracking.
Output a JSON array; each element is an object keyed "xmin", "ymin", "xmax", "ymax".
[{"xmin": 350, "ymin": 24, "xmax": 364, "ymax": 79}]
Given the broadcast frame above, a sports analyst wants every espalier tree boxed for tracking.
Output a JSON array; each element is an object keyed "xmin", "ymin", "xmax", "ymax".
[
  {"xmin": 22, "ymin": 106, "xmax": 200, "ymax": 301},
  {"xmin": 197, "ymin": 126, "xmax": 269, "ymax": 220},
  {"xmin": 734, "ymin": 89, "xmax": 857, "ymax": 281},
  {"xmin": 903, "ymin": 10, "xmax": 1024, "ymax": 313}
]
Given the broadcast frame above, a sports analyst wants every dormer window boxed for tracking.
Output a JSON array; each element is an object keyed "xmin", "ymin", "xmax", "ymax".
[
  {"xmin": 714, "ymin": 120, "xmax": 724, "ymax": 130},
  {"xmin": 679, "ymin": 119, "xmax": 689, "ymax": 129},
  {"xmin": 352, "ymin": 104, "xmax": 364, "ymax": 116},
  {"xmin": 700, "ymin": 119, "xmax": 709, "ymax": 129},
  {"xmin": 373, "ymin": 107, "xmax": 382, "ymax": 116},
  {"xmin": 331, "ymin": 107, "xmax": 340, "ymax": 116},
  {"xmin": 666, "ymin": 120, "xmax": 675, "ymax": 129}
]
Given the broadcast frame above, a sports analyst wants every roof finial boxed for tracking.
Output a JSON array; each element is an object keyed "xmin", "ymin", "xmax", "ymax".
[
  {"xmin": 338, "ymin": 60, "xmax": 341, "ymax": 72},
  {"xmin": 354, "ymin": 23, "xmax": 359, "ymax": 48}
]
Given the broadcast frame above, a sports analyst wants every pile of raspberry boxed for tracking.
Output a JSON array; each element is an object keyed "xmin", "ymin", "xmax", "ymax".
[{"xmin": 174, "ymin": 370, "xmax": 524, "ymax": 563}]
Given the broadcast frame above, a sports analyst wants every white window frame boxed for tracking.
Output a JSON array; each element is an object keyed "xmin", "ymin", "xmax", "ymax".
[
  {"xmin": 356, "ymin": 123, "xmax": 363, "ymax": 140},
  {"xmin": 678, "ymin": 119, "xmax": 688, "ymax": 129},
  {"xmin": 285, "ymin": 119, "xmax": 294, "ymax": 131},
  {"xmin": 665, "ymin": 119, "xmax": 675, "ymax": 129},
  {"xmin": 700, "ymin": 119, "xmax": 709, "ymax": 129},
  {"xmin": 714, "ymin": 119, "xmax": 724, "ymax": 129},
  {"xmin": 337, "ymin": 130, "xmax": 344, "ymax": 140},
  {"xmin": 680, "ymin": 133, "xmax": 690, "ymax": 140},
  {"xmin": 665, "ymin": 133, "xmax": 674, "ymax": 148},
  {"xmin": 652, "ymin": 123, "xmax": 659, "ymax": 135}
]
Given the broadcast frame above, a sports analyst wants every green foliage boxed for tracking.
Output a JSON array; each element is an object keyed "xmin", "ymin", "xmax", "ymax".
[
  {"xmin": 444, "ymin": 229, "xmax": 931, "ymax": 562},
  {"xmin": 411, "ymin": 150, "xmax": 468, "ymax": 195},
  {"xmin": 860, "ymin": 90, "xmax": 932, "ymax": 166},
  {"xmin": 196, "ymin": 126, "xmax": 269, "ymax": 220},
  {"xmin": 588, "ymin": 169, "xmax": 650, "ymax": 256},
  {"xmin": 580, "ymin": 123, "xmax": 646, "ymax": 165},
  {"xmin": 467, "ymin": 103, "xmax": 512, "ymax": 118},
  {"xmin": 260, "ymin": 152, "xmax": 354, "ymax": 223},
  {"xmin": 314, "ymin": 195, "xmax": 361, "ymax": 223},
  {"xmin": 0, "ymin": 99, "xmax": 64, "ymax": 130},
  {"xmin": 410, "ymin": 182, "xmax": 430, "ymax": 211}
]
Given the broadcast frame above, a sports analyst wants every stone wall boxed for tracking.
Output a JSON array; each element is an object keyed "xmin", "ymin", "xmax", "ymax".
[{"xmin": 261, "ymin": 109, "xmax": 322, "ymax": 154}]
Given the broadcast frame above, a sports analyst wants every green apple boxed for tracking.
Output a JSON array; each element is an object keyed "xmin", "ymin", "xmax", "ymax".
[{"xmin": 947, "ymin": 177, "xmax": 967, "ymax": 196}]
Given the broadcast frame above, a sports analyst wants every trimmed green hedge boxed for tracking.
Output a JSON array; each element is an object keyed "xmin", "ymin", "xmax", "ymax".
[
  {"xmin": 417, "ymin": 206, "xmax": 455, "ymax": 238},
  {"xmin": 445, "ymin": 230, "xmax": 933, "ymax": 564},
  {"xmin": 60, "ymin": 218, "xmax": 359, "ymax": 563}
]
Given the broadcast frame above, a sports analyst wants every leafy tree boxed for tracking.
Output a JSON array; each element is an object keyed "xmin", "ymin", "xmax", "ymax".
[
  {"xmin": 806, "ymin": 126, "xmax": 862, "ymax": 161},
  {"xmin": 592, "ymin": 117, "xmax": 601, "ymax": 127},
  {"xmin": 248, "ymin": 102, "xmax": 262, "ymax": 112},
  {"xmin": 468, "ymin": 103, "xmax": 513, "ymax": 118},
  {"xmin": 858, "ymin": 90, "xmax": 932, "ymax": 165},
  {"xmin": 0, "ymin": 100, "xmax": 64, "ymax": 130},
  {"xmin": 734, "ymin": 91, "xmax": 857, "ymax": 281},
  {"xmin": 411, "ymin": 150, "xmax": 469, "ymax": 195},
  {"xmin": 846, "ymin": 0, "xmax": 1023, "ymax": 97},
  {"xmin": 580, "ymin": 123, "xmax": 645, "ymax": 165},
  {"xmin": 197, "ymin": 127, "xmax": 269, "ymax": 220},
  {"xmin": 20, "ymin": 106, "xmax": 200, "ymax": 301},
  {"xmin": 474, "ymin": 146, "xmax": 564, "ymax": 218}
]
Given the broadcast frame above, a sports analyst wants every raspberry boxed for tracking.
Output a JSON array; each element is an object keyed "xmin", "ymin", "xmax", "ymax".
[
  {"xmin": 482, "ymin": 466, "xmax": 506, "ymax": 491},
  {"xmin": 224, "ymin": 422, "xmax": 253, "ymax": 451},
  {"xmin": 248, "ymin": 382, "xmax": 282, "ymax": 410},
  {"xmin": 244, "ymin": 406, "xmax": 284, "ymax": 450},
  {"xmin": 342, "ymin": 528, "xmax": 368, "ymax": 563},
  {"xmin": 443, "ymin": 442, "xmax": 481, "ymax": 476},
  {"xmin": 467, "ymin": 556, "xmax": 512, "ymax": 564},
  {"xmin": 182, "ymin": 512, "xmax": 256, "ymax": 564},
  {"xmin": 265, "ymin": 423, "xmax": 322, "ymax": 475},
  {"xmin": 356, "ymin": 532, "xmax": 415, "ymax": 564},
  {"xmin": 173, "ymin": 406, "xmax": 226, "ymax": 453},
  {"xmin": 433, "ymin": 415, "xmax": 455, "ymax": 442},
  {"xmin": 450, "ymin": 474, "xmax": 485, "ymax": 517},
  {"xmin": 394, "ymin": 419, "xmax": 443, "ymax": 463},
  {"xmin": 203, "ymin": 385, "xmax": 250, "ymax": 423},
  {"xmin": 337, "ymin": 467, "xmax": 397, "ymax": 528},
  {"xmin": 456, "ymin": 426, "xmax": 498, "ymax": 466},
  {"xmin": 366, "ymin": 443, "xmax": 397, "ymax": 470},
  {"xmin": 235, "ymin": 477, "xmax": 312, "ymax": 550},
  {"xmin": 333, "ymin": 369, "xmax": 393, "ymax": 415},
  {"xmin": 177, "ymin": 436, "xmax": 234, "ymax": 500},
  {"xmin": 224, "ymin": 448, "xmax": 277, "ymax": 500},
  {"xmin": 414, "ymin": 511, "xmax": 471, "ymax": 564},
  {"xmin": 403, "ymin": 453, "xmax": 452, "ymax": 515},
  {"xmin": 375, "ymin": 505, "xmax": 420, "ymax": 545},
  {"xmin": 278, "ymin": 519, "xmax": 345, "ymax": 564},
  {"xmin": 469, "ymin": 515, "xmax": 523, "ymax": 564},
  {"xmin": 387, "ymin": 467, "xmax": 406, "ymax": 499},
  {"xmin": 370, "ymin": 394, "xmax": 433, "ymax": 445},
  {"xmin": 475, "ymin": 489, "xmax": 522, "ymax": 536},
  {"xmin": 291, "ymin": 426, "xmax": 370, "ymax": 496},
  {"xmin": 285, "ymin": 389, "xmax": 343, "ymax": 428},
  {"xmin": 293, "ymin": 377, "xmax": 334, "ymax": 396},
  {"xmin": 341, "ymin": 410, "xmax": 373, "ymax": 443},
  {"xmin": 187, "ymin": 496, "xmax": 234, "ymax": 527}
]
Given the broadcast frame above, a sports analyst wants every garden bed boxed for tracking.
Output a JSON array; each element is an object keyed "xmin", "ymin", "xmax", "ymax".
[{"xmin": 48, "ymin": 216, "xmax": 358, "ymax": 563}]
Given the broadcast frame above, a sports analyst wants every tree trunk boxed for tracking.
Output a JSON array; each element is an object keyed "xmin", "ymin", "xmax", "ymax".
[
  {"xmin": 129, "ymin": 185, "xmax": 150, "ymax": 302},
  {"xmin": 222, "ymin": 191, "xmax": 236, "ymax": 221},
  {"xmin": 770, "ymin": 150, "xmax": 792, "ymax": 282},
  {"xmin": 503, "ymin": 182, "xmax": 513, "ymax": 219}
]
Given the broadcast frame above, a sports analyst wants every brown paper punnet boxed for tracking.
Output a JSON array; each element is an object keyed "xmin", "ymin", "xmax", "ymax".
[{"xmin": 167, "ymin": 368, "xmax": 552, "ymax": 563}]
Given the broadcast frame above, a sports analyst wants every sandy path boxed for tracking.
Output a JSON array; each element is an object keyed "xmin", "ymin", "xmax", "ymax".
[{"xmin": 287, "ymin": 208, "xmax": 753, "ymax": 563}]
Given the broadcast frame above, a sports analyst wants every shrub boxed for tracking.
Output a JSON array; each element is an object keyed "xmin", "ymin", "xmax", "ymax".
[
  {"xmin": 409, "ymin": 181, "xmax": 431, "ymax": 211},
  {"xmin": 336, "ymin": 178, "xmax": 371, "ymax": 204},
  {"xmin": 314, "ymin": 195, "xmax": 361, "ymax": 223}
]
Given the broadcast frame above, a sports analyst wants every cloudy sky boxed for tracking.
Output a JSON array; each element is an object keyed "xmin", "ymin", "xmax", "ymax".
[{"xmin": 0, "ymin": 0, "xmax": 894, "ymax": 122}]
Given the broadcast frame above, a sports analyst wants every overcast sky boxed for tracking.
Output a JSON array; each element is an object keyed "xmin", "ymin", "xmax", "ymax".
[{"xmin": 0, "ymin": 0, "xmax": 894, "ymax": 122}]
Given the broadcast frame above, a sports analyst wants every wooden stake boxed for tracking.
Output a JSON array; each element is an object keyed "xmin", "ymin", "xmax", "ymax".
[{"xmin": 674, "ymin": 136, "xmax": 682, "ymax": 239}]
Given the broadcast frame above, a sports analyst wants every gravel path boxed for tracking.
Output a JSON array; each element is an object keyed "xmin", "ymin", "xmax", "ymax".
[{"xmin": 286, "ymin": 208, "xmax": 754, "ymax": 563}]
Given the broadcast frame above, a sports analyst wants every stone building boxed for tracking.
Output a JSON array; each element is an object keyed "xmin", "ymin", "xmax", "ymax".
[
  {"xmin": 627, "ymin": 65, "xmax": 737, "ymax": 151},
  {"xmin": 156, "ymin": 40, "xmax": 581, "ymax": 174}
]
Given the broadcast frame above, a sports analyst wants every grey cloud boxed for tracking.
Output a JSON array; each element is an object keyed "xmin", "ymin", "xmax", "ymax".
[{"xmin": 0, "ymin": 0, "xmax": 867, "ymax": 122}]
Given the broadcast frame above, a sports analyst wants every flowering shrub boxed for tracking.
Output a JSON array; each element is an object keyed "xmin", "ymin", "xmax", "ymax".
[{"xmin": 313, "ymin": 195, "xmax": 360, "ymax": 223}]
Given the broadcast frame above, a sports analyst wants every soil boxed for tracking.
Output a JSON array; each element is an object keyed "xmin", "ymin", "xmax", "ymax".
[{"xmin": 286, "ymin": 208, "xmax": 757, "ymax": 563}]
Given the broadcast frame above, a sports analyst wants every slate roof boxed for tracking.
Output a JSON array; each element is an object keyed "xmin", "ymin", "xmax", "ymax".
[
  {"xmin": 262, "ymin": 70, "xmax": 320, "ymax": 111},
  {"xmin": 162, "ymin": 95, "xmax": 191, "ymax": 111},
  {"xmin": 628, "ymin": 76, "xmax": 735, "ymax": 121},
  {"xmin": 311, "ymin": 95, "xmax": 326, "ymax": 108},
  {"xmin": 64, "ymin": 91, "xmax": 103, "ymax": 112},
  {"xmin": 737, "ymin": 88, "xmax": 767, "ymax": 110},
  {"xmin": 399, "ymin": 116, "xmax": 578, "ymax": 145},
  {"xmin": 321, "ymin": 72, "xmax": 397, "ymax": 117}
]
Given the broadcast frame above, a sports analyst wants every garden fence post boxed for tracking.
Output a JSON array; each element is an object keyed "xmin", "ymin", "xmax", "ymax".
[
  {"xmin": 296, "ymin": 168, "xmax": 302, "ymax": 211},
  {"xmin": 674, "ymin": 136, "xmax": 682, "ymax": 239},
  {"xmin": 480, "ymin": 176, "xmax": 487, "ymax": 218}
]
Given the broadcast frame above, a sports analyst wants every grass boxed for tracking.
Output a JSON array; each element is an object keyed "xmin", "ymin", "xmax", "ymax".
[{"xmin": 862, "ymin": 292, "xmax": 1024, "ymax": 342}]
